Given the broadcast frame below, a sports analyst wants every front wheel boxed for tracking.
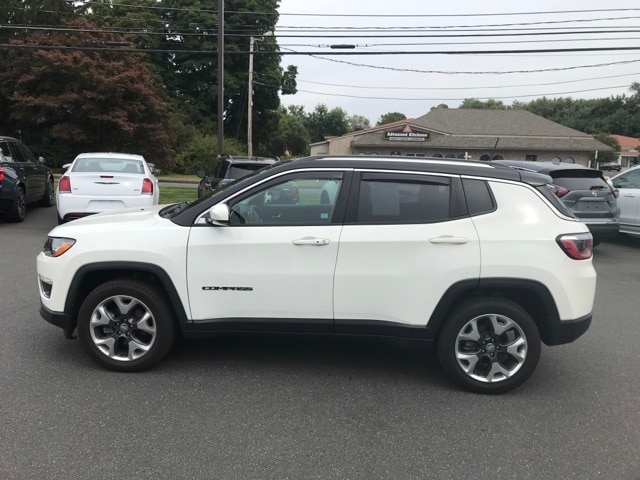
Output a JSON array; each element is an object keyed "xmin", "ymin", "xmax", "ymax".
[
  {"xmin": 77, "ymin": 278, "xmax": 177, "ymax": 372},
  {"xmin": 437, "ymin": 298, "xmax": 541, "ymax": 394},
  {"xmin": 39, "ymin": 178, "xmax": 55, "ymax": 207}
]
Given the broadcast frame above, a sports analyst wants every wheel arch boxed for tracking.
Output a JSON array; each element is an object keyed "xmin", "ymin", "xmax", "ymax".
[
  {"xmin": 64, "ymin": 262, "xmax": 189, "ymax": 333},
  {"xmin": 428, "ymin": 278, "xmax": 561, "ymax": 345}
]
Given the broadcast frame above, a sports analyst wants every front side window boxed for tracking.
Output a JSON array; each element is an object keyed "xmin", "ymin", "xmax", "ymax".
[
  {"xmin": 357, "ymin": 174, "xmax": 452, "ymax": 224},
  {"xmin": 229, "ymin": 173, "xmax": 344, "ymax": 226},
  {"xmin": 612, "ymin": 169, "xmax": 640, "ymax": 189}
]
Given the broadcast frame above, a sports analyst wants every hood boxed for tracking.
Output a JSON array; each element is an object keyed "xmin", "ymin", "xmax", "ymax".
[{"xmin": 50, "ymin": 204, "xmax": 166, "ymax": 235}]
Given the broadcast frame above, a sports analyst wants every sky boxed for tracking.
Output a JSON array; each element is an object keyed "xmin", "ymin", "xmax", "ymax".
[{"xmin": 275, "ymin": 0, "xmax": 640, "ymax": 124}]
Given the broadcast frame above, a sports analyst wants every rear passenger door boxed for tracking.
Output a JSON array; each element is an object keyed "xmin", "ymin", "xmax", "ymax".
[
  {"xmin": 611, "ymin": 169, "xmax": 640, "ymax": 228},
  {"xmin": 333, "ymin": 171, "xmax": 481, "ymax": 332}
]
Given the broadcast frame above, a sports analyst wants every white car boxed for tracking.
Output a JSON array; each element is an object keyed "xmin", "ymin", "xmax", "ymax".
[
  {"xmin": 56, "ymin": 152, "xmax": 159, "ymax": 223},
  {"xmin": 610, "ymin": 166, "xmax": 640, "ymax": 236},
  {"xmin": 38, "ymin": 156, "xmax": 596, "ymax": 394}
]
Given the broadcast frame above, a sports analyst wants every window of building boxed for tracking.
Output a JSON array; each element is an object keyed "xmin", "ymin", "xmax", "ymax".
[
  {"xmin": 551, "ymin": 157, "xmax": 561, "ymax": 163},
  {"xmin": 457, "ymin": 154, "xmax": 466, "ymax": 159},
  {"xmin": 432, "ymin": 153, "xmax": 443, "ymax": 158},
  {"xmin": 491, "ymin": 154, "xmax": 504, "ymax": 160},
  {"xmin": 444, "ymin": 153, "xmax": 456, "ymax": 159},
  {"xmin": 479, "ymin": 154, "xmax": 491, "ymax": 161},
  {"xmin": 562, "ymin": 157, "xmax": 575, "ymax": 163}
]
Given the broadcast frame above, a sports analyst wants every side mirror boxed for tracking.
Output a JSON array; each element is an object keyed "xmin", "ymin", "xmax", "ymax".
[
  {"xmin": 38, "ymin": 156, "xmax": 46, "ymax": 164},
  {"xmin": 206, "ymin": 203, "xmax": 230, "ymax": 226},
  {"xmin": 197, "ymin": 169, "xmax": 206, "ymax": 179}
]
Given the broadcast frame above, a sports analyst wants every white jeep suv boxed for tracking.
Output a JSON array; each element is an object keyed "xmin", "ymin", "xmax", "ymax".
[{"xmin": 37, "ymin": 156, "xmax": 596, "ymax": 394}]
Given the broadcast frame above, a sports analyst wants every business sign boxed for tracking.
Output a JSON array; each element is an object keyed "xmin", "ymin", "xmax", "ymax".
[{"xmin": 386, "ymin": 131, "xmax": 429, "ymax": 141}]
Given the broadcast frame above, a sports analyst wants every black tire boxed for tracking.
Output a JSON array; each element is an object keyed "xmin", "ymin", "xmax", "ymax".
[
  {"xmin": 77, "ymin": 278, "xmax": 177, "ymax": 372},
  {"xmin": 437, "ymin": 298, "xmax": 541, "ymax": 394},
  {"xmin": 39, "ymin": 178, "xmax": 55, "ymax": 207},
  {"xmin": 7, "ymin": 187, "xmax": 26, "ymax": 223}
]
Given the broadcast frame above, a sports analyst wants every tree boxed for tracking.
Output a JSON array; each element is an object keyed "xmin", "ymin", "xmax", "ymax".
[
  {"xmin": 376, "ymin": 112, "xmax": 406, "ymax": 125},
  {"xmin": 430, "ymin": 104, "xmax": 449, "ymax": 111},
  {"xmin": 347, "ymin": 115, "xmax": 371, "ymax": 131},
  {"xmin": 459, "ymin": 98, "xmax": 508, "ymax": 109},
  {"xmin": 270, "ymin": 111, "xmax": 309, "ymax": 157},
  {"xmin": 304, "ymin": 104, "xmax": 349, "ymax": 143},
  {"xmin": 590, "ymin": 133, "xmax": 620, "ymax": 164},
  {"xmin": 1, "ymin": 19, "xmax": 175, "ymax": 168}
]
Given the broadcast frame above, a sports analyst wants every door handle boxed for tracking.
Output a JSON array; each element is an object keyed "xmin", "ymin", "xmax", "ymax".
[
  {"xmin": 429, "ymin": 235, "xmax": 469, "ymax": 245},
  {"xmin": 292, "ymin": 237, "xmax": 330, "ymax": 246}
]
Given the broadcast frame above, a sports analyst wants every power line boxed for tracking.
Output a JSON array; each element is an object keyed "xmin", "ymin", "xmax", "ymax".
[
  {"xmin": 255, "ymin": 81, "xmax": 631, "ymax": 101},
  {"xmin": 283, "ymin": 72, "xmax": 640, "ymax": 91},
  {"xmin": 302, "ymin": 52, "xmax": 640, "ymax": 75}
]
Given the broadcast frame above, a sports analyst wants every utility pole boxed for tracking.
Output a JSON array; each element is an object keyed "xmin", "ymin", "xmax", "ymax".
[
  {"xmin": 217, "ymin": 0, "xmax": 224, "ymax": 157},
  {"xmin": 247, "ymin": 36, "xmax": 255, "ymax": 157}
]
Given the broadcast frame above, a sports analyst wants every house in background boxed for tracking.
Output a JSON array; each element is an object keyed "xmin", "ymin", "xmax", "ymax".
[
  {"xmin": 310, "ymin": 109, "xmax": 613, "ymax": 167},
  {"xmin": 610, "ymin": 134, "xmax": 640, "ymax": 168}
]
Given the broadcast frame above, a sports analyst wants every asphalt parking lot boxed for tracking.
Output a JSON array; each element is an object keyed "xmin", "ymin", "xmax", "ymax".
[{"xmin": 1, "ymin": 206, "xmax": 639, "ymax": 480}]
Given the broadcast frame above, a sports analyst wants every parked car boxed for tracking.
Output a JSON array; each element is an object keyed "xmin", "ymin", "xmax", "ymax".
[
  {"xmin": 609, "ymin": 166, "xmax": 640, "ymax": 237},
  {"xmin": 0, "ymin": 136, "xmax": 54, "ymax": 222},
  {"xmin": 56, "ymin": 152, "xmax": 159, "ymax": 223},
  {"xmin": 197, "ymin": 155, "xmax": 278, "ymax": 197},
  {"xmin": 37, "ymin": 155, "xmax": 596, "ymax": 394},
  {"xmin": 599, "ymin": 162, "xmax": 622, "ymax": 172},
  {"xmin": 493, "ymin": 160, "xmax": 619, "ymax": 245}
]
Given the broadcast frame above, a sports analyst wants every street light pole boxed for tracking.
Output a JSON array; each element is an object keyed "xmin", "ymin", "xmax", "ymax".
[
  {"xmin": 247, "ymin": 36, "xmax": 255, "ymax": 157},
  {"xmin": 217, "ymin": 0, "xmax": 224, "ymax": 157}
]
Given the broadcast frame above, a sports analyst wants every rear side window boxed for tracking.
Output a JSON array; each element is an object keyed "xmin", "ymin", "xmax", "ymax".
[
  {"xmin": 356, "ymin": 173, "xmax": 453, "ymax": 224},
  {"xmin": 462, "ymin": 179, "xmax": 495, "ymax": 216},
  {"xmin": 612, "ymin": 169, "xmax": 640, "ymax": 189},
  {"xmin": 7, "ymin": 142, "xmax": 25, "ymax": 162}
]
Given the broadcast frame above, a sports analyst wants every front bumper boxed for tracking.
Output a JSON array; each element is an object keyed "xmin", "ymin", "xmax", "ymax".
[
  {"xmin": 542, "ymin": 312, "xmax": 592, "ymax": 346},
  {"xmin": 40, "ymin": 302, "xmax": 76, "ymax": 339}
]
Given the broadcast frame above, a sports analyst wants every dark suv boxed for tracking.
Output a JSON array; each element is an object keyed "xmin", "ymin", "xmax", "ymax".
[
  {"xmin": 0, "ymin": 136, "xmax": 55, "ymax": 222},
  {"xmin": 197, "ymin": 155, "xmax": 278, "ymax": 197},
  {"xmin": 494, "ymin": 160, "xmax": 619, "ymax": 245}
]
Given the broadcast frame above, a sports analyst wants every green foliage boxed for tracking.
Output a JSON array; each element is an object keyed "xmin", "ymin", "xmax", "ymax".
[
  {"xmin": 304, "ymin": 104, "xmax": 349, "ymax": 143},
  {"xmin": 429, "ymin": 104, "xmax": 449, "ymax": 111},
  {"xmin": 173, "ymin": 134, "xmax": 246, "ymax": 174},
  {"xmin": 459, "ymin": 99, "xmax": 508, "ymax": 110},
  {"xmin": 347, "ymin": 115, "xmax": 371, "ymax": 131},
  {"xmin": 270, "ymin": 112, "xmax": 310, "ymax": 157},
  {"xmin": 376, "ymin": 112, "xmax": 407, "ymax": 125}
]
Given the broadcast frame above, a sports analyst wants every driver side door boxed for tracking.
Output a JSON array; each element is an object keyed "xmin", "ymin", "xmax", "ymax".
[{"xmin": 186, "ymin": 170, "xmax": 349, "ymax": 327}]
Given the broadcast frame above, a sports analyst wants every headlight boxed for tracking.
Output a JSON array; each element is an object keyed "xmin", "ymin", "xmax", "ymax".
[{"xmin": 43, "ymin": 237, "xmax": 76, "ymax": 257}]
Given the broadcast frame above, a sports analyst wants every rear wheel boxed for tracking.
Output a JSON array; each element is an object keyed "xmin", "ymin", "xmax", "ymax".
[
  {"xmin": 437, "ymin": 298, "xmax": 541, "ymax": 394},
  {"xmin": 6, "ymin": 187, "xmax": 26, "ymax": 222},
  {"xmin": 77, "ymin": 278, "xmax": 177, "ymax": 372}
]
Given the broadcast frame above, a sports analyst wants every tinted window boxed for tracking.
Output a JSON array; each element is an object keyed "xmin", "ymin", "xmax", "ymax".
[
  {"xmin": 227, "ymin": 164, "xmax": 268, "ymax": 179},
  {"xmin": 7, "ymin": 142, "xmax": 25, "ymax": 162},
  {"xmin": 357, "ymin": 176, "xmax": 451, "ymax": 224},
  {"xmin": 0, "ymin": 141, "xmax": 13, "ymax": 161},
  {"xmin": 18, "ymin": 143, "xmax": 36, "ymax": 162},
  {"xmin": 550, "ymin": 171, "xmax": 609, "ymax": 190},
  {"xmin": 462, "ymin": 179, "xmax": 495, "ymax": 215}
]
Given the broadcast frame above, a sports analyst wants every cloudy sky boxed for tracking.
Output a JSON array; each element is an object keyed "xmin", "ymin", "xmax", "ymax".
[{"xmin": 275, "ymin": 0, "xmax": 640, "ymax": 124}]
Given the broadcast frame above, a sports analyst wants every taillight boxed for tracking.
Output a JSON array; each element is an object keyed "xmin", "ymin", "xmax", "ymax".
[
  {"xmin": 556, "ymin": 233, "xmax": 593, "ymax": 260},
  {"xmin": 549, "ymin": 183, "xmax": 569, "ymax": 198},
  {"xmin": 0, "ymin": 167, "xmax": 4, "ymax": 182},
  {"xmin": 58, "ymin": 176, "xmax": 71, "ymax": 193},
  {"xmin": 142, "ymin": 178, "xmax": 153, "ymax": 195},
  {"xmin": 611, "ymin": 187, "xmax": 619, "ymax": 198}
]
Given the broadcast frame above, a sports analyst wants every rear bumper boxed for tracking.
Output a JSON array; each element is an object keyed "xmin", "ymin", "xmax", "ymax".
[
  {"xmin": 542, "ymin": 312, "xmax": 592, "ymax": 346},
  {"xmin": 585, "ymin": 221, "xmax": 619, "ymax": 241}
]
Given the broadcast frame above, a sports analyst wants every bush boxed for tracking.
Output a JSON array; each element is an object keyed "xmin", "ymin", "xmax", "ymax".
[{"xmin": 173, "ymin": 134, "xmax": 246, "ymax": 174}]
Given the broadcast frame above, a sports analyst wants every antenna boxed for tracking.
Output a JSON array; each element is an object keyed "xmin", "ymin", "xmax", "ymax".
[{"xmin": 491, "ymin": 137, "xmax": 500, "ymax": 160}]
